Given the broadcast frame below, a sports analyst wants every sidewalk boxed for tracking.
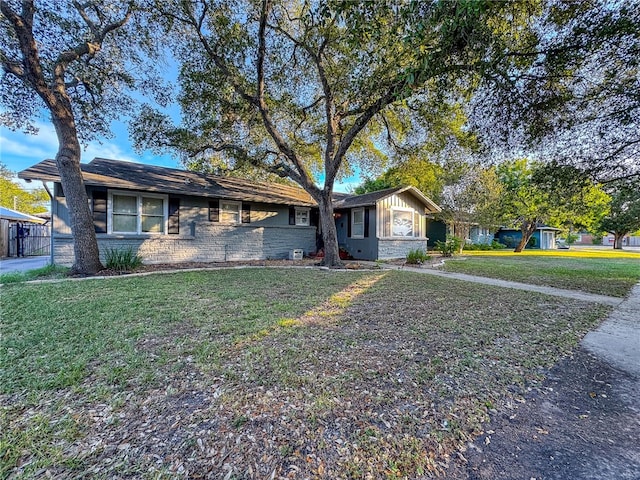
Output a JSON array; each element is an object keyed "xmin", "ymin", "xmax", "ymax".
[
  {"xmin": 583, "ymin": 282, "xmax": 640, "ymax": 378},
  {"xmin": 0, "ymin": 255, "xmax": 50, "ymax": 274},
  {"xmin": 382, "ymin": 263, "xmax": 624, "ymax": 306}
]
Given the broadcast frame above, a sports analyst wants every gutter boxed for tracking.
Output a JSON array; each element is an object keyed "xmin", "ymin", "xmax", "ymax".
[{"xmin": 42, "ymin": 181, "xmax": 54, "ymax": 266}]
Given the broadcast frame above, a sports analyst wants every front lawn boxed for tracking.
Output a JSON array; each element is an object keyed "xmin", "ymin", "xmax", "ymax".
[
  {"xmin": 443, "ymin": 253, "xmax": 640, "ymax": 297},
  {"xmin": 1, "ymin": 268, "xmax": 609, "ymax": 478}
]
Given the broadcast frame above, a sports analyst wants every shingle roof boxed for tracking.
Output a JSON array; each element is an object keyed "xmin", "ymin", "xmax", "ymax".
[
  {"xmin": 0, "ymin": 206, "xmax": 47, "ymax": 224},
  {"xmin": 19, "ymin": 158, "xmax": 317, "ymax": 207},
  {"xmin": 18, "ymin": 158, "xmax": 441, "ymax": 212},
  {"xmin": 334, "ymin": 186, "xmax": 441, "ymax": 213}
]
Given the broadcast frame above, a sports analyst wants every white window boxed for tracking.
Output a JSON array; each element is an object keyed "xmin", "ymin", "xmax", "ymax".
[
  {"xmin": 220, "ymin": 201, "xmax": 241, "ymax": 224},
  {"xmin": 109, "ymin": 191, "xmax": 168, "ymax": 234},
  {"xmin": 352, "ymin": 208, "xmax": 364, "ymax": 238},
  {"xmin": 391, "ymin": 208, "xmax": 413, "ymax": 237},
  {"xmin": 295, "ymin": 207, "xmax": 310, "ymax": 226}
]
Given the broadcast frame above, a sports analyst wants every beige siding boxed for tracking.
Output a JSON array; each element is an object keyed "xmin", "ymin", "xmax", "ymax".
[{"xmin": 376, "ymin": 192, "xmax": 427, "ymax": 238}]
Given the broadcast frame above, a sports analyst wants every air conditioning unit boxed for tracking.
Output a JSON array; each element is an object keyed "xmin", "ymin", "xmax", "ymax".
[{"xmin": 289, "ymin": 249, "xmax": 303, "ymax": 260}]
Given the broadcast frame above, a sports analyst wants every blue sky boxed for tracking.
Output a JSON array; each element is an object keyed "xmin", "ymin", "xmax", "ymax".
[{"xmin": 1, "ymin": 119, "xmax": 362, "ymax": 193}]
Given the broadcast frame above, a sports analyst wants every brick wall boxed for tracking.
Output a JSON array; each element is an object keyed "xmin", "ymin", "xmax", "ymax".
[
  {"xmin": 377, "ymin": 238, "xmax": 428, "ymax": 260},
  {"xmin": 53, "ymin": 224, "xmax": 316, "ymax": 266}
]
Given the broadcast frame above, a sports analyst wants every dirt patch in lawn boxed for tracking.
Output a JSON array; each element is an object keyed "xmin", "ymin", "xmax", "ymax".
[{"xmin": 445, "ymin": 347, "xmax": 640, "ymax": 480}]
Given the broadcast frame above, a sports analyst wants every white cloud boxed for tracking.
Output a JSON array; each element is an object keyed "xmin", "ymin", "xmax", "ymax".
[{"xmin": 0, "ymin": 121, "xmax": 141, "ymax": 172}]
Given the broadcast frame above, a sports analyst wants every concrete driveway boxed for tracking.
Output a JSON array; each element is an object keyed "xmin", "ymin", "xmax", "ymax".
[{"xmin": 0, "ymin": 255, "xmax": 51, "ymax": 273}]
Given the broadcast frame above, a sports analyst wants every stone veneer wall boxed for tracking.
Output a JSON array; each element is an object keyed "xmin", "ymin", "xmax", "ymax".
[
  {"xmin": 377, "ymin": 238, "xmax": 428, "ymax": 260},
  {"xmin": 52, "ymin": 223, "xmax": 316, "ymax": 266}
]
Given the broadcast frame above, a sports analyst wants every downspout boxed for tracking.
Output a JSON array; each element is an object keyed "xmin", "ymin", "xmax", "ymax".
[{"xmin": 42, "ymin": 181, "xmax": 54, "ymax": 266}]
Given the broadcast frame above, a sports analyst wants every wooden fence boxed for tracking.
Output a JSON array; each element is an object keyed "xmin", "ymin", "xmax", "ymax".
[
  {"xmin": 0, "ymin": 219, "xmax": 8, "ymax": 258},
  {"xmin": 7, "ymin": 223, "xmax": 51, "ymax": 257}
]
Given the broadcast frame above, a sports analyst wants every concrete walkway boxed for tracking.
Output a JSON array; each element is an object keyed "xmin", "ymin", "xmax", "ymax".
[
  {"xmin": 583, "ymin": 282, "xmax": 640, "ymax": 378},
  {"xmin": 0, "ymin": 255, "xmax": 51, "ymax": 274},
  {"xmin": 382, "ymin": 264, "xmax": 624, "ymax": 306}
]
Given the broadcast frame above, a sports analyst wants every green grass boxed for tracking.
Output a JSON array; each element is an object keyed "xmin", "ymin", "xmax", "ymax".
[
  {"xmin": 442, "ymin": 254, "xmax": 640, "ymax": 297},
  {"xmin": 0, "ymin": 264, "xmax": 69, "ymax": 284},
  {"xmin": 0, "ymin": 268, "xmax": 610, "ymax": 478}
]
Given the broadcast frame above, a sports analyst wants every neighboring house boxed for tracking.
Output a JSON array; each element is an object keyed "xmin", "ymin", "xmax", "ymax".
[
  {"xmin": 19, "ymin": 158, "xmax": 440, "ymax": 265},
  {"xmin": 425, "ymin": 219, "xmax": 495, "ymax": 246},
  {"xmin": 602, "ymin": 234, "xmax": 640, "ymax": 247},
  {"xmin": 426, "ymin": 219, "xmax": 447, "ymax": 246},
  {"xmin": 494, "ymin": 226, "xmax": 561, "ymax": 250},
  {"xmin": 0, "ymin": 206, "xmax": 49, "ymax": 258}
]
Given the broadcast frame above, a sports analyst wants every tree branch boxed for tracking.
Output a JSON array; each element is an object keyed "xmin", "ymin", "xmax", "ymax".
[{"xmin": 254, "ymin": 0, "xmax": 314, "ymax": 191}]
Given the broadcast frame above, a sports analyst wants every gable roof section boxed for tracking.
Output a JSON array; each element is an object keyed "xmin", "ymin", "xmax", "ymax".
[
  {"xmin": 19, "ymin": 158, "xmax": 316, "ymax": 207},
  {"xmin": 0, "ymin": 206, "xmax": 47, "ymax": 224},
  {"xmin": 334, "ymin": 186, "xmax": 441, "ymax": 213}
]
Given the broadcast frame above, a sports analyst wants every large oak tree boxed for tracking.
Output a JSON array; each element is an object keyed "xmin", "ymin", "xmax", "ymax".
[
  {"xmin": 135, "ymin": 0, "xmax": 543, "ymax": 266},
  {"xmin": 1, "ymin": 0, "xmax": 157, "ymax": 274}
]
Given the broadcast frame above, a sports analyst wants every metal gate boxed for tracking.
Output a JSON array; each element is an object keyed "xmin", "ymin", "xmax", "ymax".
[{"xmin": 8, "ymin": 223, "xmax": 51, "ymax": 257}]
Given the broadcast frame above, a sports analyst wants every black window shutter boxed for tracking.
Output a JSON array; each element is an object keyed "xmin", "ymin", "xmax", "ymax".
[
  {"xmin": 289, "ymin": 207, "xmax": 296, "ymax": 225},
  {"xmin": 310, "ymin": 209, "xmax": 319, "ymax": 227},
  {"xmin": 92, "ymin": 191, "xmax": 107, "ymax": 233},
  {"xmin": 364, "ymin": 208, "xmax": 370, "ymax": 238},
  {"xmin": 242, "ymin": 203, "xmax": 251, "ymax": 223},
  {"xmin": 209, "ymin": 200, "xmax": 219, "ymax": 222},
  {"xmin": 168, "ymin": 198, "xmax": 180, "ymax": 234},
  {"xmin": 347, "ymin": 210, "xmax": 352, "ymax": 237}
]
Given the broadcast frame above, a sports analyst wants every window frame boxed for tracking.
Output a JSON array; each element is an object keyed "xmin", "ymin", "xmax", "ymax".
[
  {"xmin": 295, "ymin": 207, "xmax": 310, "ymax": 226},
  {"xmin": 351, "ymin": 207, "xmax": 365, "ymax": 238},
  {"xmin": 107, "ymin": 190, "xmax": 169, "ymax": 235},
  {"xmin": 390, "ymin": 207, "xmax": 414, "ymax": 237},
  {"xmin": 219, "ymin": 200, "xmax": 242, "ymax": 224}
]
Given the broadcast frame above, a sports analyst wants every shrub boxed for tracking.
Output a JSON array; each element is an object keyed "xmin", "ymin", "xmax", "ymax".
[
  {"xmin": 104, "ymin": 247, "xmax": 143, "ymax": 272},
  {"xmin": 565, "ymin": 233, "xmax": 579, "ymax": 245},
  {"xmin": 464, "ymin": 240, "xmax": 508, "ymax": 251},
  {"xmin": 406, "ymin": 249, "xmax": 431, "ymax": 264},
  {"xmin": 434, "ymin": 236, "xmax": 462, "ymax": 257},
  {"xmin": 502, "ymin": 235, "xmax": 517, "ymax": 248},
  {"xmin": 463, "ymin": 243, "xmax": 491, "ymax": 251},
  {"xmin": 491, "ymin": 240, "xmax": 507, "ymax": 249}
]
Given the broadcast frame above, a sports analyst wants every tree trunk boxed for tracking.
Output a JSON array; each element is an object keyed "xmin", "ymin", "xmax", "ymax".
[
  {"xmin": 514, "ymin": 221, "xmax": 538, "ymax": 253},
  {"xmin": 453, "ymin": 222, "xmax": 470, "ymax": 253},
  {"xmin": 51, "ymin": 113, "xmax": 103, "ymax": 275},
  {"xmin": 317, "ymin": 192, "xmax": 343, "ymax": 268},
  {"xmin": 613, "ymin": 232, "xmax": 625, "ymax": 249}
]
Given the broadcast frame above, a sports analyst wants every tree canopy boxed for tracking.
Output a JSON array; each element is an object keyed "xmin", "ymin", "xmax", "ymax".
[
  {"xmin": 472, "ymin": 0, "xmax": 640, "ymax": 182},
  {"xmin": 496, "ymin": 159, "xmax": 610, "ymax": 251},
  {"xmin": 0, "ymin": 163, "xmax": 48, "ymax": 214},
  {"xmin": 598, "ymin": 179, "xmax": 640, "ymax": 249},
  {"xmin": 133, "ymin": 0, "xmax": 547, "ymax": 265}
]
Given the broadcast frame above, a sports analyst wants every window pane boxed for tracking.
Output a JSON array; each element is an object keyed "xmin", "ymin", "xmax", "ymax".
[
  {"xmin": 221, "ymin": 202, "xmax": 240, "ymax": 223},
  {"xmin": 113, "ymin": 195, "xmax": 137, "ymax": 214},
  {"xmin": 352, "ymin": 209, "xmax": 364, "ymax": 237},
  {"xmin": 142, "ymin": 215, "xmax": 164, "ymax": 233},
  {"xmin": 142, "ymin": 197, "xmax": 163, "ymax": 216},
  {"xmin": 392, "ymin": 210, "xmax": 413, "ymax": 236},
  {"xmin": 296, "ymin": 209, "xmax": 309, "ymax": 225},
  {"xmin": 113, "ymin": 214, "xmax": 137, "ymax": 232}
]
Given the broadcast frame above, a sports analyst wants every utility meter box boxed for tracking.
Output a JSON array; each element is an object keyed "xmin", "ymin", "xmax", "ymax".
[{"xmin": 289, "ymin": 249, "xmax": 303, "ymax": 260}]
